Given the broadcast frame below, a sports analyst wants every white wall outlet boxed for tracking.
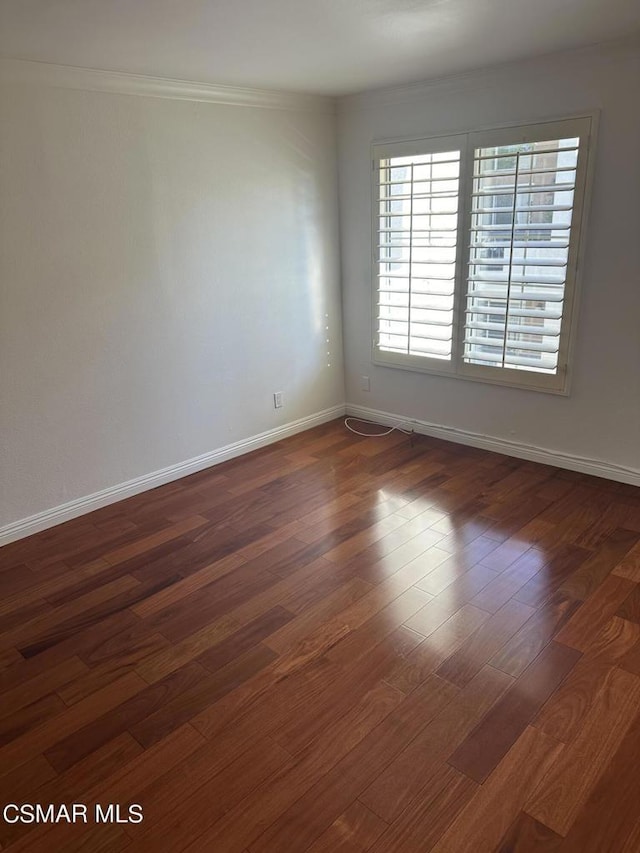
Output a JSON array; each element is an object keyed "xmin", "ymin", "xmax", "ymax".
[
  {"xmin": 361, "ymin": 375, "xmax": 370, "ymax": 392},
  {"xmin": 273, "ymin": 392, "xmax": 283, "ymax": 409}
]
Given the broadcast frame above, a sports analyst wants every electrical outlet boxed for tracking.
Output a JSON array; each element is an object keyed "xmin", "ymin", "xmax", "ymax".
[
  {"xmin": 273, "ymin": 392, "xmax": 283, "ymax": 409},
  {"xmin": 361, "ymin": 375, "xmax": 370, "ymax": 392}
]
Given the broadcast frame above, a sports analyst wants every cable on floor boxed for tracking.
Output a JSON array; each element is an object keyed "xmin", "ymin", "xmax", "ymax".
[{"xmin": 344, "ymin": 416, "xmax": 413, "ymax": 438}]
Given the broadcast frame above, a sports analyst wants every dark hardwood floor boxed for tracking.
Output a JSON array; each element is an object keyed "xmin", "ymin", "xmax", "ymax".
[{"xmin": 1, "ymin": 418, "xmax": 640, "ymax": 851}]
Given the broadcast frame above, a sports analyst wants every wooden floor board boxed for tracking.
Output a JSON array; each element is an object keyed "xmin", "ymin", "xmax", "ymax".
[
  {"xmin": 525, "ymin": 666, "xmax": 640, "ymax": 835},
  {"xmin": 1, "ymin": 419, "xmax": 639, "ymax": 851},
  {"xmin": 489, "ymin": 590, "xmax": 581, "ymax": 677},
  {"xmin": 361, "ymin": 664, "xmax": 512, "ymax": 823},
  {"xmin": 433, "ymin": 726, "xmax": 563, "ymax": 852},
  {"xmin": 125, "ymin": 737, "xmax": 292, "ymax": 853},
  {"xmin": 556, "ymin": 713, "xmax": 640, "ymax": 850},
  {"xmin": 248, "ymin": 674, "xmax": 459, "ymax": 852},
  {"xmin": 497, "ymin": 813, "xmax": 563, "ymax": 851},
  {"xmin": 306, "ymin": 800, "xmax": 388, "ymax": 853},
  {"xmin": 435, "ymin": 597, "xmax": 535, "ymax": 687},
  {"xmin": 448, "ymin": 642, "xmax": 580, "ymax": 783},
  {"xmin": 366, "ymin": 765, "xmax": 477, "ymax": 853}
]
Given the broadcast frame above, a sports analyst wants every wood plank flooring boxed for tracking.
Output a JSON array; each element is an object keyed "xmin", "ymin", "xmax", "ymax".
[{"xmin": 1, "ymin": 418, "xmax": 640, "ymax": 851}]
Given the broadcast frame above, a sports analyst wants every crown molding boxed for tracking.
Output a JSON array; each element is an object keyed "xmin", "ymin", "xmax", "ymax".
[
  {"xmin": 0, "ymin": 57, "xmax": 336, "ymax": 113},
  {"xmin": 338, "ymin": 34, "xmax": 640, "ymax": 113}
]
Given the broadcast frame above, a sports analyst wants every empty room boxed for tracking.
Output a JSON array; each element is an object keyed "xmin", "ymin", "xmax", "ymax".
[{"xmin": 1, "ymin": 1, "xmax": 640, "ymax": 850}]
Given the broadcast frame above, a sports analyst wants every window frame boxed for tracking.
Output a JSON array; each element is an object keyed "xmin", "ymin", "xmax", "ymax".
[{"xmin": 370, "ymin": 113, "xmax": 598, "ymax": 395}]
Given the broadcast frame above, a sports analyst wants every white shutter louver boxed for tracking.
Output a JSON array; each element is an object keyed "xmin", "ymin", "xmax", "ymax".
[
  {"xmin": 464, "ymin": 138, "xmax": 580, "ymax": 375},
  {"xmin": 375, "ymin": 144, "xmax": 462, "ymax": 363}
]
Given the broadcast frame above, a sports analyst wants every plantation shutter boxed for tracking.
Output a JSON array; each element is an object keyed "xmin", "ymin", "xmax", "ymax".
[
  {"xmin": 463, "ymin": 134, "xmax": 585, "ymax": 379},
  {"xmin": 373, "ymin": 135, "xmax": 465, "ymax": 372},
  {"xmin": 372, "ymin": 117, "xmax": 593, "ymax": 392}
]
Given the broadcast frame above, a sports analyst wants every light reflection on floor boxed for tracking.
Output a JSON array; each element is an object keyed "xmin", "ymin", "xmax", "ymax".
[{"xmin": 333, "ymin": 461, "xmax": 558, "ymax": 650}]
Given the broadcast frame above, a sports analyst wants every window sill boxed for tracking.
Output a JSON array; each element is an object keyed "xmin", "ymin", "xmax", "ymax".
[{"xmin": 372, "ymin": 350, "xmax": 570, "ymax": 395}]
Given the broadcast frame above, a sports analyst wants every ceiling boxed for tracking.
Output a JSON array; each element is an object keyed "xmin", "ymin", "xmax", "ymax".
[{"xmin": 1, "ymin": 0, "xmax": 639, "ymax": 96}]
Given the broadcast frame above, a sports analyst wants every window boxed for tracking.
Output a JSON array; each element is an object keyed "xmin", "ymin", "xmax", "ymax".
[{"xmin": 372, "ymin": 116, "xmax": 595, "ymax": 393}]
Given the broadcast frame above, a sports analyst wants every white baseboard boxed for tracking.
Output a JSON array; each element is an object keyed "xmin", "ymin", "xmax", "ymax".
[
  {"xmin": 0, "ymin": 404, "xmax": 346, "ymax": 547},
  {"xmin": 4, "ymin": 400, "xmax": 637, "ymax": 547},
  {"xmin": 346, "ymin": 404, "xmax": 640, "ymax": 488}
]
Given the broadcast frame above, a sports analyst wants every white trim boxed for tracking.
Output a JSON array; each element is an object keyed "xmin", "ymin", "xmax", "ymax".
[
  {"xmin": 0, "ymin": 58, "xmax": 335, "ymax": 114},
  {"xmin": 346, "ymin": 404, "xmax": 640, "ymax": 488},
  {"xmin": 0, "ymin": 405, "xmax": 346, "ymax": 547}
]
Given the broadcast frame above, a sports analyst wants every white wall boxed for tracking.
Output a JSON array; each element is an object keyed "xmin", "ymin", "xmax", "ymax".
[
  {"xmin": 2, "ymin": 40, "xmax": 640, "ymax": 540},
  {"xmin": 338, "ymin": 41, "xmax": 640, "ymax": 475},
  {"xmin": 0, "ymin": 75, "xmax": 344, "ymax": 531}
]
